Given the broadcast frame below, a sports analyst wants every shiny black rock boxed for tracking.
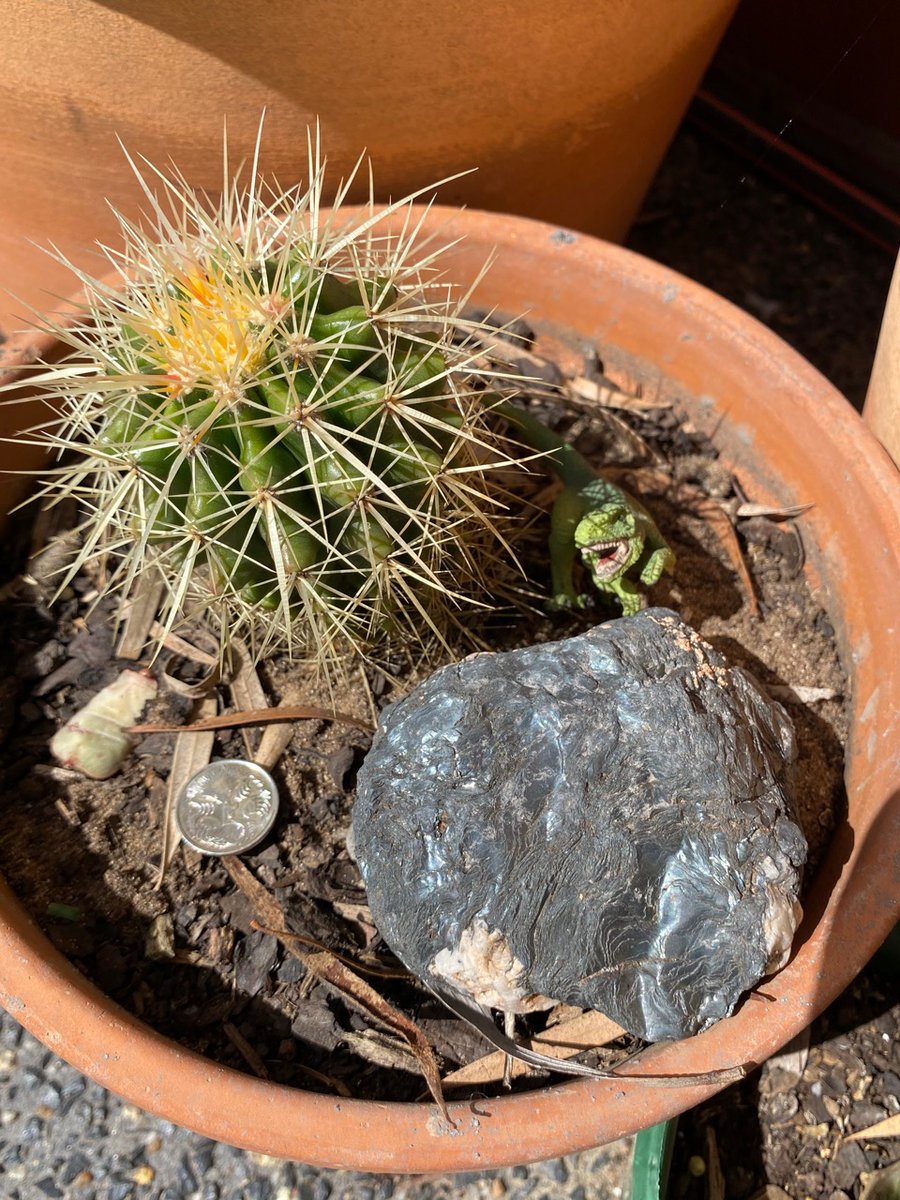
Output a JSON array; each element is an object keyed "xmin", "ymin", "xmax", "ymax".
[{"xmin": 352, "ymin": 609, "xmax": 807, "ymax": 1042}]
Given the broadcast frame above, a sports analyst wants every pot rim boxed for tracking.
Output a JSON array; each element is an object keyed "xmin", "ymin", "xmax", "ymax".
[{"xmin": 0, "ymin": 205, "xmax": 898, "ymax": 1172}]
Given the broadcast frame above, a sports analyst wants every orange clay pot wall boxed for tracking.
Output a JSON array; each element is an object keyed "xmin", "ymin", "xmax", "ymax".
[
  {"xmin": 0, "ymin": 0, "xmax": 738, "ymax": 333},
  {"xmin": 0, "ymin": 208, "xmax": 897, "ymax": 1172}
]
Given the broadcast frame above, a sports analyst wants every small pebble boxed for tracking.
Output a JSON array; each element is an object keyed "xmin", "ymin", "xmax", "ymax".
[
  {"xmin": 108, "ymin": 1182, "xmax": 135, "ymax": 1200},
  {"xmin": 60, "ymin": 1153, "xmax": 93, "ymax": 1186},
  {"xmin": 34, "ymin": 1179, "xmax": 63, "ymax": 1199}
]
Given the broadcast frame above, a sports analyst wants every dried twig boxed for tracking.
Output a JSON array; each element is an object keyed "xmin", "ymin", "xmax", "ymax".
[
  {"xmin": 251, "ymin": 921, "xmax": 408, "ymax": 980},
  {"xmin": 223, "ymin": 1021, "xmax": 269, "ymax": 1080}
]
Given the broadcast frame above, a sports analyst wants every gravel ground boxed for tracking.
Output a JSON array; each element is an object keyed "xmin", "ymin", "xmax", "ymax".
[
  {"xmin": 0, "ymin": 124, "xmax": 895, "ymax": 1199},
  {"xmin": 0, "ymin": 1008, "xmax": 632, "ymax": 1200}
]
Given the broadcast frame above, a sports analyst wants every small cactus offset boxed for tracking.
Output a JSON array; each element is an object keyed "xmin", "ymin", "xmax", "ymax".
[{"xmin": 14, "ymin": 139, "xmax": 525, "ymax": 669}]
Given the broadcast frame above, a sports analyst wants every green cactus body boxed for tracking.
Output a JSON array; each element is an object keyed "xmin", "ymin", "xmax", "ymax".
[{"xmin": 13, "ymin": 148, "xmax": 524, "ymax": 669}]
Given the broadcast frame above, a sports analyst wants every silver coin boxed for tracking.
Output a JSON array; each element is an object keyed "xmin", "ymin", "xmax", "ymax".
[{"xmin": 175, "ymin": 759, "xmax": 279, "ymax": 856}]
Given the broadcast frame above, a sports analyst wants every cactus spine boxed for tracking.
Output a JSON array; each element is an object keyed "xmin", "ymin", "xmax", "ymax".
[{"xmin": 15, "ymin": 141, "xmax": 525, "ymax": 669}]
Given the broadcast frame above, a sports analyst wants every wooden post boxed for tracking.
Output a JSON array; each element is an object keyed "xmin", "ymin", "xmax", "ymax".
[{"xmin": 864, "ymin": 252, "xmax": 900, "ymax": 468}]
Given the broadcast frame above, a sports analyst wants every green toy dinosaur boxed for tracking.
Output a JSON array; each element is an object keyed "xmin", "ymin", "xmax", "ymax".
[{"xmin": 496, "ymin": 400, "xmax": 675, "ymax": 614}]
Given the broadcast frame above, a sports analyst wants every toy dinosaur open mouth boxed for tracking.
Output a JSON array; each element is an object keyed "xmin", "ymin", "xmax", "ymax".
[{"xmin": 582, "ymin": 538, "xmax": 632, "ymax": 581}]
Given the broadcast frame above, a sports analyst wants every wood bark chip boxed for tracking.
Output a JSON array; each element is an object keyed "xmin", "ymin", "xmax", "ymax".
[{"xmin": 222, "ymin": 856, "xmax": 448, "ymax": 1118}]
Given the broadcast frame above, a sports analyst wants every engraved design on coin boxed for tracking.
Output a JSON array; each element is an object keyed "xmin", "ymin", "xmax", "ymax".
[{"xmin": 175, "ymin": 760, "xmax": 279, "ymax": 855}]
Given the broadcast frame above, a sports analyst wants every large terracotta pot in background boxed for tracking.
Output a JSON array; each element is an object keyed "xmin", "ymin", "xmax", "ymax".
[
  {"xmin": 0, "ymin": 0, "xmax": 740, "ymax": 333},
  {"xmin": 0, "ymin": 209, "xmax": 898, "ymax": 1171}
]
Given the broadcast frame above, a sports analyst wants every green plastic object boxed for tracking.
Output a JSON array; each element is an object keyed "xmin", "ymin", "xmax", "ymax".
[{"xmin": 631, "ymin": 1118, "xmax": 678, "ymax": 1200}]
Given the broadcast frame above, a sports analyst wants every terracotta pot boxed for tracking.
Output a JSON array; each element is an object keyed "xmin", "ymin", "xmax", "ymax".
[
  {"xmin": 0, "ymin": 0, "xmax": 739, "ymax": 333},
  {"xmin": 0, "ymin": 208, "xmax": 898, "ymax": 1172}
]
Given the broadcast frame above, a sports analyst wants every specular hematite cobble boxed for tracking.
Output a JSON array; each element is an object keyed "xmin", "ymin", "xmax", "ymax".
[{"xmin": 353, "ymin": 609, "xmax": 808, "ymax": 1042}]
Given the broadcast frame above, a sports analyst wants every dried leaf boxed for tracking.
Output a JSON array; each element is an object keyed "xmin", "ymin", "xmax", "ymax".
[
  {"xmin": 567, "ymin": 375, "xmax": 671, "ymax": 412},
  {"xmin": 768, "ymin": 685, "xmax": 839, "ymax": 704},
  {"xmin": 443, "ymin": 1009, "xmax": 627, "ymax": 1086},
  {"xmin": 228, "ymin": 642, "xmax": 269, "ymax": 758},
  {"xmin": 706, "ymin": 1127, "xmax": 725, "ymax": 1200},
  {"xmin": 117, "ymin": 573, "xmax": 165, "ymax": 659},
  {"xmin": 250, "ymin": 921, "xmax": 407, "ymax": 980},
  {"xmin": 150, "ymin": 624, "xmax": 219, "ymax": 666},
  {"xmin": 130, "ymin": 704, "xmax": 373, "ymax": 736},
  {"xmin": 735, "ymin": 501, "xmax": 814, "ymax": 520},
  {"xmin": 766, "ymin": 1027, "xmax": 810, "ymax": 1089},
  {"xmin": 159, "ymin": 651, "xmax": 220, "ymax": 699},
  {"xmin": 156, "ymin": 696, "xmax": 217, "ymax": 887},
  {"xmin": 848, "ymin": 1113, "xmax": 900, "ymax": 1142},
  {"xmin": 858, "ymin": 1161, "xmax": 900, "ymax": 1200}
]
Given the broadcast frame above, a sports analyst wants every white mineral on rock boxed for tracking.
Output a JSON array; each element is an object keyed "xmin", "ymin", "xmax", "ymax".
[{"xmin": 353, "ymin": 609, "xmax": 808, "ymax": 1042}]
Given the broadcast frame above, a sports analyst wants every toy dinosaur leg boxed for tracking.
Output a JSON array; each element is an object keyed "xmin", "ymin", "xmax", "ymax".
[
  {"xmin": 608, "ymin": 574, "xmax": 643, "ymax": 615},
  {"xmin": 548, "ymin": 488, "xmax": 587, "ymax": 608},
  {"xmin": 639, "ymin": 544, "xmax": 676, "ymax": 586}
]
